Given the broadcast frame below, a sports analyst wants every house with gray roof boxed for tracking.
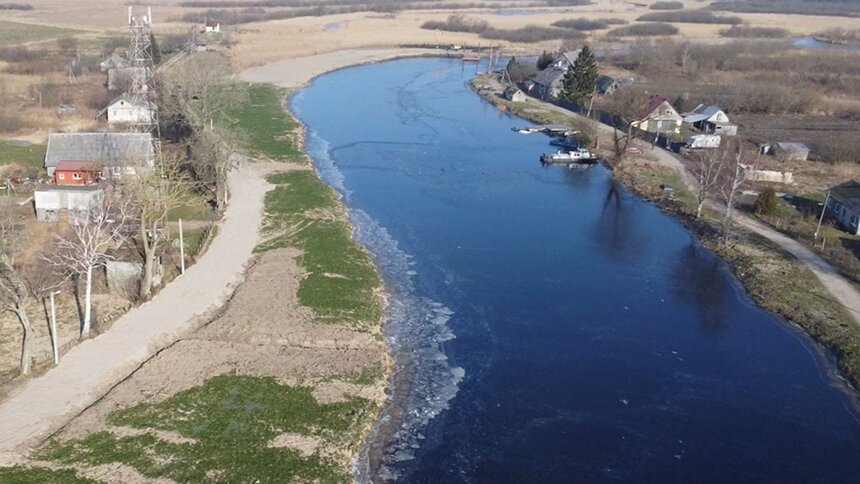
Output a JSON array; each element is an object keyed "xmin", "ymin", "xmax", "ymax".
[
  {"xmin": 45, "ymin": 132, "xmax": 155, "ymax": 180},
  {"xmin": 761, "ymin": 142, "xmax": 811, "ymax": 161},
  {"xmin": 100, "ymin": 53, "xmax": 128, "ymax": 73},
  {"xmin": 531, "ymin": 67, "xmax": 567, "ymax": 100},
  {"xmin": 682, "ymin": 104, "xmax": 737, "ymax": 136},
  {"xmin": 828, "ymin": 180, "xmax": 860, "ymax": 235},
  {"xmin": 551, "ymin": 50, "xmax": 581, "ymax": 70}
]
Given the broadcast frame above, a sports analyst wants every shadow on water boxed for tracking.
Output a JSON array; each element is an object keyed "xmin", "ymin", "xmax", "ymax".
[
  {"xmin": 590, "ymin": 178, "xmax": 650, "ymax": 262},
  {"xmin": 671, "ymin": 242, "xmax": 729, "ymax": 334}
]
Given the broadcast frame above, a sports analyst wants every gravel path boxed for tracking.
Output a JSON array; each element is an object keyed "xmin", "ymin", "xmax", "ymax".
[{"xmin": 0, "ymin": 162, "xmax": 270, "ymax": 459}]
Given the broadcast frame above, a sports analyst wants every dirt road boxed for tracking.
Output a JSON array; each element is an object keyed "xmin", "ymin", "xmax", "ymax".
[{"xmin": 0, "ymin": 162, "xmax": 270, "ymax": 459}]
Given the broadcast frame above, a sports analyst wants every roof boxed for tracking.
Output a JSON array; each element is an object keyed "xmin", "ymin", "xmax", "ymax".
[
  {"xmin": 682, "ymin": 104, "xmax": 724, "ymax": 124},
  {"xmin": 554, "ymin": 50, "xmax": 580, "ymax": 67},
  {"xmin": 55, "ymin": 161, "xmax": 102, "ymax": 171},
  {"xmin": 776, "ymin": 142, "xmax": 810, "ymax": 153},
  {"xmin": 534, "ymin": 67, "xmax": 566, "ymax": 87},
  {"xmin": 639, "ymin": 94, "xmax": 676, "ymax": 119},
  {"xmin": 830, "ymin": 181, "xmax": 860, "ymax": 214},
  {"xmin": 596, "ymin": 75, "xmax": 616, "ymax": 93},
  {"xmin": 101, "ymin": 53, "xmax": 127, "ymax": 67},
  {"xmin": 35, "ymin": 184, "xmax": 104, "ymax": 193},
  {"xmin": 45, "ymin": 133, "xmax": 155, "ymax": 169}
]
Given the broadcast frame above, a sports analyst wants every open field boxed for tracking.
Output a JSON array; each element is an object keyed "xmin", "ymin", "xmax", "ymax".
[{"xmin": 0, "ymin": 20, "xmax": 82, "ymax": 46}]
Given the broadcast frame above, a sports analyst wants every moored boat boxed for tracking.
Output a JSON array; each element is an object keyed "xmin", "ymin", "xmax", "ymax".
[{"xmin": 540, "ymin": 148, "xmax": 599, "ymax": 164}]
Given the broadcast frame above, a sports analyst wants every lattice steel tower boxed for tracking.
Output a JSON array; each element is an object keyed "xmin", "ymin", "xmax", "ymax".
[{"xmin": 127, "ymin": 6, "xmax": 159, "ymax": 135}]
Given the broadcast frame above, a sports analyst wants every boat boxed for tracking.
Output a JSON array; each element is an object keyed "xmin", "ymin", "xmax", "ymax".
[
  {"xmin": 540, "ymin": 148, "xmax": 599, "ymax": 164},
  {"xmin": 549, "ymin": 137, "xmax": 578, "ymax": 149},
  {"xmin": 512, "ymin": 126, "xmax": 541, "ymax": 134}
]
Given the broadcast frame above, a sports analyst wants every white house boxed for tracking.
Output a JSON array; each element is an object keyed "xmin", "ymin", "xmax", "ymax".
[
  {"xmin": 103, "ymin": 94, "xmax": 156, "ymax": 124},
  {"xmin": 504, "ymin": 86, "xmax": 526, "ymax": 102},
  {"xmin": 204, "ymin": 17, "xmax": 221, "ymax": 33},
  {"xmin": 45, "ymin": 132, "xmax": 155, "ymax": 180},
  {"xmin": 34, "ymin": 185, "xmax": 104, "ymax": 222},
  {"xmin": 631, "ymin": 95, "xmax": 683, "ymax": 135},
  {"xmin": 682, "ymin": 104, "xmax": 738, "ymax": 136}
]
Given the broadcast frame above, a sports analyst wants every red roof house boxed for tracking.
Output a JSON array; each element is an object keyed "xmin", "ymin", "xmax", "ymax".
[{"xmin": 54, "ymin": 161, "xmax": 101, "ymax": 186}]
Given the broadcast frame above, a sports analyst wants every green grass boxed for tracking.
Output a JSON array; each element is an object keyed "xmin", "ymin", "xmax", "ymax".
[
  {"xmin": 0, "ymin": 20, "xmax": 82, "ymax": 47},
  {"xmin": 40, "ymin": 375, "xmax": 376, "ymax": 484},
  {"xmin": 0, "ymin": 141, "xmax": 46, "ymax": 171},
  {"xmin": 167, "ymin": 196, "xmax": 216, "ymax": 222},
  {"xmin": 221, "ymin": 84, "xmax": 302, "ymax": 161},
  {"xmin": 259, "ymin": 171, "xmax": 382, "ymax": 330},
  {"xmin": 0, "ymin": 466, "xmax": 97, "ymax": 483}
]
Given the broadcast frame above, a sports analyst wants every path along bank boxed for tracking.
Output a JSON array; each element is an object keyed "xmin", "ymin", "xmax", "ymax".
[
  {"xmin": 0, "ymin": 50, "xmax": 435, "ymax": 482},
  {"xmin": 472, "ymin": 73, "xmax": 860, "ymax": 391}
]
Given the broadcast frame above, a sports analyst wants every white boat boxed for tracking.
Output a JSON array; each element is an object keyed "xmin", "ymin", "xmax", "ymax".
[
  {"xmin": 540, "ymin": 148, "xmax": 598, "ymax": 164},
  {"xmin": 513, "ymin": 126, "xmax": 541, "ymax": 134}
]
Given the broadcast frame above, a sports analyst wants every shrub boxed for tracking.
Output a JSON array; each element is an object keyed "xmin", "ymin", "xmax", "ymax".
[
  {"xmin": 638, "ymin": 10, "xmax": 742, "ymax": 24},
  {"xmin": 711, "ymin": 1, "xmax": 860, "ymax": 18},
  {"xmin": 649, "ymin": 1, "xmax": 684, "ymax": 10},
  {"xmin": 421, "ymin": 14, "xmax": 490, "ymax": 33},
  {"xmin": 755, "ymin": 188, "xmax": 778, "ymax": 216},
  {"xmin": 607, "ymin": 22, "xmax": 679, "ymax": 37},
  {"xmin": 480, "ymin": 26, "xmax": 585, "ymax": 43},
  {"xmin": 552, "ymin": 18, "xmax": 609, "ymax": 30},
  {"xmin": 720, "ymin": 26, "xmax": 790, "ymax": 38},
  {"xmin": 597, "ymin": 17, "xmax": 628, "ymax": 25},
  {"xmin": 0, "ymin": 3, "xmax": 32, "ymax": 10}
]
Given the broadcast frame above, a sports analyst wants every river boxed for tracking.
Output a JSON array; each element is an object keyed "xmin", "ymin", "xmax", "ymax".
[{"xmin": 291, "ymin": 57, "xmax": 860, "ymax": 483}]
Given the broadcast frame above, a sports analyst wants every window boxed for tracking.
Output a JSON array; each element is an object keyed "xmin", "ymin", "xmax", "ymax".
[
  {"xmin": 58, "ymin": 173, "xmax": 65, "ymax": 180},
  {"xmin": 72, "ymin": 173, "xmax": 81, "ymax": 180}
]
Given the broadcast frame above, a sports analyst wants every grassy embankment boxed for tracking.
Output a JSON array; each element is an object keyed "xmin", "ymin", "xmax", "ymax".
[
  {"xmin": 1, "ymin": 84, "xmax": 384, "ymax": 483},
  {"xmin": 471, "ymin": 74, "xmax": 860, "ymax": 389}
]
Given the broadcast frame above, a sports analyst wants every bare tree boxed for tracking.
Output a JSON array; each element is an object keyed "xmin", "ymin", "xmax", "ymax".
[
  {"xmin": 125, "ymin": 155, "xmax": 191, "ymax": 301},
  {"xmin": 692, "ymin": 147, "xmax": 725, "ymax": 219},
  {"xmin": 189, "ymin": 126, "xmax": 238, "ymax": 213},
  {"xmin": 0, "ymin": 199, "xmax": 35, "ymax": 374},
  {"xmin": 718, "ymin": 138, "xmax": 755, "ymax": 241},
  {"xmin": 46, "ymin": 199, "xmax": 127, "ymax": 337}
]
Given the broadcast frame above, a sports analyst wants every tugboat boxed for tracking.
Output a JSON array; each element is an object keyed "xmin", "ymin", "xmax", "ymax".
[{"xmin": 540, "ymin": 148, "xmax": 599, "ymax": 165}]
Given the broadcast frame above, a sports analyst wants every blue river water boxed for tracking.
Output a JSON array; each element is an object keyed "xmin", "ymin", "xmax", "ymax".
[{"xmin": 291, "ymin": 57, "xmax": 860, "ymax": 483}]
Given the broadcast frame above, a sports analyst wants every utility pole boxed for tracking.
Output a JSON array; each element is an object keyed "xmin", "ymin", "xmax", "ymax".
[
  {"xmin": 814, "ymin": 190, "xmax": 830, "ymax": 242},
  {"xmin": 179, "ymin": 218, "xmax": 186, "ymax": 275}
]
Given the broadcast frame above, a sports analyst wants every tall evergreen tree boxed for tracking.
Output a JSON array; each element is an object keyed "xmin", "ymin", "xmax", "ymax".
[
  {"xmin": 562, "ymin": 45, "xmax": 599, "ymax": 106},
  {"xmin": 536, "ymin": 50, "xmax": 554, "ymax": 70}
]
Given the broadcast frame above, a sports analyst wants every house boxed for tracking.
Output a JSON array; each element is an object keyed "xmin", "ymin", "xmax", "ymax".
[
  {"xmin": 765, "ymin": 142, "xmax": 811, "ymax": 161},
  {"xmin": 503, "ymin": 86, "xmax": 526, "ymax": 102},
  {"xmin": 107, "ymin": 66, "xmax": 149, "ymax": 91},
  {"xmin": 54, "ymin": 161, "xmax": 101, "ymax": 186},
  {"xmin": 532, "ymin": 67, "xmax": 567, "ymax": 100},
  {"xmin": 550, "ymin": 50, "xmax": 580, "ymax": 70},
  {"xmin": 33, "ymin": 185, "xmax": 104, "ymax": 222},
  {"xmin": 631, "ymin": 94, "xmax": 683, "ymax": 134},
  {"xmin": 828, "ymin": 181, "xmax": 860, "ymax": 235},
  {"xmin": 100, "ymin": 53, "xmax": 127, "ymax": 72},
  {"xmin": 596, "ymin": 75, "xmax": 618, "ymax": 95},
  {"xmin": 203, "ymin": 17, "xmax": 221, "ymax": 33},
  {"xmin": 682, "ymin": 104, "xmax": 738, "ymax": 136},
  {"xmin": 45, "ymin": 132, "xmax": 155, "ymax": 180},
  {"xmin": 101, "ymin": 94, "xmax": 156, "ymax": 124}
]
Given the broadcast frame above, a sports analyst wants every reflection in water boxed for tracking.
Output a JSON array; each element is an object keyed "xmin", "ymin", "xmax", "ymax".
[
  {"xmin": 671, "ymin": 242, "xmax": 728, "ymax": 334},
  {"xmin": 591, "ymin": 178, "xmax": 649, "ymax": 261}
]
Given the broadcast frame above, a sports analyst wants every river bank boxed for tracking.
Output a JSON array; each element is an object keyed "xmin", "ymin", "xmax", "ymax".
[
  {"xmin": 470, "ymin": 74, "xmax": 860, "ymax": 392},
  {"xmin": 0, "ymin": 79, "xmax": 392, "ymax": 481}
]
